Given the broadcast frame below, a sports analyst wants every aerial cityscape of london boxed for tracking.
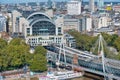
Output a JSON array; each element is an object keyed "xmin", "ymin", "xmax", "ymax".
[{"xmin": 0, "ymin": 0, "xmax": 120, "ymax": 80}]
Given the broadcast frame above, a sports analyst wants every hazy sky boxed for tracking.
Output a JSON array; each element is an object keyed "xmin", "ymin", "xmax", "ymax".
[{"xmin": 0, "ymin": 0, "xmax": 120, "ymax": 3}]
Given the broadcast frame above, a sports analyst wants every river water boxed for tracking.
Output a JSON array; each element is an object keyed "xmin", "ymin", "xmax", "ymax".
[{"xmin": 71, "ymin": 77, "xmax": 93, "ymax": 80}]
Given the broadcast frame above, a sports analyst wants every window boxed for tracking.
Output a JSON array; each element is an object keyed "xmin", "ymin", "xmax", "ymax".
[
  {"xmin": 58, "ymin": 27, "xmax": 61, "ymax": 35},
  {"xmin": 27, "ymin": 28, "xmax": 30, "ymax": 35}
]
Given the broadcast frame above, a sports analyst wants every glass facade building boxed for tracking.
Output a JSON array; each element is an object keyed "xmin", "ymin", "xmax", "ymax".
[
  {"xmin": 0, "ymin": 16, "xmax": 6, "ymax": 32},
  {"xmin": 32, "ymin": 20, "xmax": 56, "ymax": 36},
  {"xmin": 97, "ymin": 0, "xmax": 104, "ymax": 10}
]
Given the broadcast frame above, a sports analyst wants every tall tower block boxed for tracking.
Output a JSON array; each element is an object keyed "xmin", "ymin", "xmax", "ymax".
[
  {"xmin": 89, "ymin": 0, "xmax": 95, "ymax": 13},
  {"xmin": 97, "ymin": 0, "xmax": 104, "ymax": 10}
]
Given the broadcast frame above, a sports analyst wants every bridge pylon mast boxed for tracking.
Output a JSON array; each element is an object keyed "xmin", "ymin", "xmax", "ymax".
[
  {"xmin": 56, "ymin": 43, "xmax": 67, "ymax": 70},
  {"xmin": 98, "ymin": 34, "xmax": 106, "ymax": 80}
]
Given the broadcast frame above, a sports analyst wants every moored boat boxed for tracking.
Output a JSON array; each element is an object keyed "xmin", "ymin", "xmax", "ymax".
[{"xmin": 39, "ymin": 71, "xmax": 83, "ymax": 80}]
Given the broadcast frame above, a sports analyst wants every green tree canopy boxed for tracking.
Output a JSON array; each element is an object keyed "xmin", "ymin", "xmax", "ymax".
[
  {"xmin": 28, "ymin": 46, "xmax": 47, "ymax": 72},
  {"xmin": 68, "ymin": 30, "xmax": 96, "ymax": 51},
  {"xmin": 0, "ymin": 38, "xmax": 47, "ymax": 72},
  {"xmin": 114, "ymin": 37, "xmax": 120, "ymax": 51},
  {"xmin": 0, "ymin": 38, "xmax": 7, "ymax": 50},
  {"xmin": 9, "ymin": 38, "xmax": 26, "ymax": 46}
]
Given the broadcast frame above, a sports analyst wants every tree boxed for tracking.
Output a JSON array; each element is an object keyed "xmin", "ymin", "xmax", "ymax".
[
  {"xmin": 9, "ymin": 38, "xmax": 26, "ymax": 46},
  {"xmin": 0, "ymin": 38, "xmax": 47, "ymax": 71},
  {"xmin": 0, "ymin": 38, "xmax": 7, "ymax": 50},
  {"xmin": 111, "ymin": 34, "xmax": 118, "ymax": 46},
  {"xmin": 0, "ymin": 38, "xmax": 8, "ymax": 71},
  {"xmin": 101, "ymin": 33, "xmax": 118, "ymax": 47},
  {"xmin": 28, "ymin": 46, "xmax": 47, "ymax": 72},
  {"xmin": 114, "ymin": 37, "xmax": 120, "ymax": 51},
  {"xmin": 68, "ymin": 30, "xmax": 96, "ymax": 51},
  {"xmin": 101, "ymin": 33, "xmax": 112, "ymax": 46},
  {"xmin": 28, "ymin": 54, "xmax": 47, "ymax": 72},
  {"xmin": 34, "ymin": 46, "xmax": 47, "ymax": 56},
  {"xmin": 2, "ymin": 38, "xmax": 30, "ymax": 70}
]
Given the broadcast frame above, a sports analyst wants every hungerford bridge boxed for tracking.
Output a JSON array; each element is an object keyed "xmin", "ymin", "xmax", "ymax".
[{"xmin": 46, "ymin": 35, "xmax": 120, "ymax": 80}]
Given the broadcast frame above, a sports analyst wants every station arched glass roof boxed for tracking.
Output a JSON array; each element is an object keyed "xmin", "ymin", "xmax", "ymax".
[
  {"xmin": 27, "ymin": 12, "xmax": 56, "ymax": 36},
  {"xmin": 31, "ymin": 19, "xmax": 56, "ymax": 36}
]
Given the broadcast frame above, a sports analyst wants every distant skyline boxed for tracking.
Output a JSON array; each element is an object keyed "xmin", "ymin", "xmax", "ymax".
[{"xmin": 0, "ymin": 0, "xmax": 120, "ymax": 4}]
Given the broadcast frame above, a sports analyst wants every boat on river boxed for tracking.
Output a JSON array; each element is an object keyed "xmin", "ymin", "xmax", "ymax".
[{"xmin": 39, "ymin": 70, "xmax": 83, "ymax": 80}]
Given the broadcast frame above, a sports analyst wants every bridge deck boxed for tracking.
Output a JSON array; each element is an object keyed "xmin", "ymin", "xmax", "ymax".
[{"xmin": 46, "ymin": 46, "xmax": 120, "ymax": 80}]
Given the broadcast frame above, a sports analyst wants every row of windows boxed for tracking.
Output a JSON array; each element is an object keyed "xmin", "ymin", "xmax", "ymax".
[
  {"xmin": 29, "ymin": 38, "xmax": 37, "ymax": 40},
  {"xmin": 29, "ymin": 39, "xmax": 62, "ymax": 42},
  {"xmin": 55, "ymin": 38, "xmax": 62, "ymax": 40},
  {"xmin": 29, "ymin": 37, "xmax": 62, "ymax": 40},
  {"xmin": 30, "ymin": 43, "xmax": 38, "ymax": 46},
  {"xmin": 32, "ymin": 33, "xmax": 50, "ymax": 36},
  {"xmin": 29, "ymin": 41, "xmax": 37, "ymax": 43},
  {"xmin": 29, "ymin": 41, "xmax": 53, "ymax": 46},
  {"xmin": 28, "ymin": 39, "xmax": 62, "ymax": 43},
  {"xmin": 39, "ymin": 41, "xmax": 53, "ymax": 44}
]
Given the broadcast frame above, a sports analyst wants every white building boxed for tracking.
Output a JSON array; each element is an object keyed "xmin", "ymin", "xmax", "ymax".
[
  {"xmin": 93, "ymin": 15, "xmax": 108, "ymax": 29},
  {"xmin": 16, "ymin": 16, "xmax": 29, "ymax": 34},
  {"xmin": 86, "ymin": 17, "xmax": 92, "ymax": 32},
  {"xmin": 67, "ymin": 0, "xmax": 81, "ymax": 15},
  {"xmin": 54, "ymin": 15, "xmax": 64, "ymax": 35},
  {"xmin": 98, "ymin": 16, "xmax": 108, "ymax": 29},
  {"xmin": 12, "ymin": 10, "xmax": 22, "ymax": 33},
  {"xmin": 79, "ymin": 17, "xmax": 92, "ymax": 32}
]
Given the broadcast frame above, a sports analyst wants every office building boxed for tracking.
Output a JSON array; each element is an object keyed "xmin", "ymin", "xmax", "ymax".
[
  {"xmin": 67, "ymin": 0, "xmax": 81, "ymax": 15},
  {"xmin": 11, "ymin": 10, "xmax": 22, "ymax": 33},
  {"xmin": 64, "ymin": 15, "xmax": 80, "ymax": 31},
  {"xmin": 54, "ymin": 15, "xmax": 64, "ymax": 35},
  {"xmin": 97, "ymin": 0, "xmax": 104, "ymax": 10},
  {"xmin": 93, "ymin": 16, "xmax": 108, "ymax": 29},
  {"xmin": 113, "ymin": 5, "xmax": 120, "ymax": 12},
  {"xmin": 16, "ymin": 16, "xmax": 29, "ymax": 34},
  {"xmin": 79, "ymin": 17, "xmax": 92, "ymax": 32},
  {"xmin": 0, "ymin": 14, "xmax": 6, "ymax": 32},
  {"xmin": 98, "ymin": 16, "xmax": 108, "ymax": 29},
  {"xmin": 64, "ymin": 33, "xmax": 76, "ymax": 48},
  {"xmin": 89, "ymin": 0, "xmax": 95, "ymax": 13}
]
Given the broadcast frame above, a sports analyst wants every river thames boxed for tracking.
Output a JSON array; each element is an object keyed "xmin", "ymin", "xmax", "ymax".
[{"xmin": 72, "ymin": 77, "xmax": 93, "ymax": 80}]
